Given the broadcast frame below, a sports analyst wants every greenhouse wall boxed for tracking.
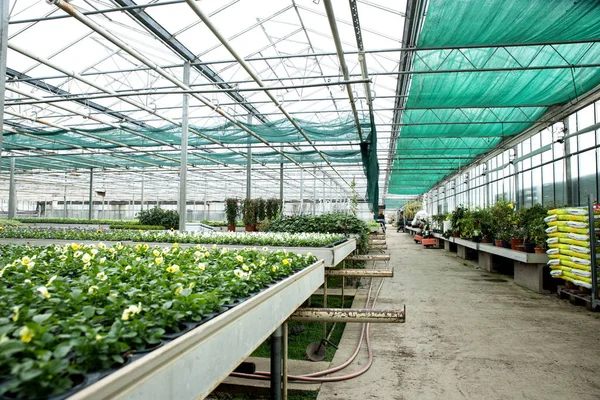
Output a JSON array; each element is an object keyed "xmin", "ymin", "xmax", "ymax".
[{"xmin": 425, "ymin": 99, "xmax": 600, "ymax": 215}]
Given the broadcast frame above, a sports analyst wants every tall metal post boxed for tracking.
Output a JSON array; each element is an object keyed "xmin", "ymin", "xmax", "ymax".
[
  {"xmin": 300, "ymin": 167, "xmax": 304, "ymax": 214},
  {"xmin": 588, "ymin": 194, "xmax": 598, "ymax": 307},
  {"xmin": 88, "ymin": 168, "xmax": 94, "ymax": 220},
  {"xmin": 179, "ymin": 62, "xmax": 190, "ymax": 231},
  {"xmin": 279, "ymin": 147, "xmax": 284, "ymax": 213},
  {"xmin": 64, "ymin": 173, "xmax": 68, "ymax": 219},
  {"xmin": 282, "ymin": 321, "xmax": 288, "ymax": 400},
  {"xmin": 247, "ymin": 114, "xmax": 252, "ymax": 200},
  {"xmin": 0, "ymin": 0, "xmax": 8, "ymax": 161},
  {"xmin": 564, "ymin": 118, "xmax": 574, "ymax": 205},
  {"xmin": 312, "ymin": 166, "xmax": 316, "ymax": 215},
  {"xmin": 140, "ymin": 172, "xmax": 145, "ymax": 211},
  {"xmin": 322, "ymin": 172, "xmax": 326, "ymax": 213},
  {"xmin": 270, "ymin": 326, "xmax": 282, "ymax": 400},
  {"xmin": 8, "ymin": 158, "xmax": 16, "ymax": 219}
]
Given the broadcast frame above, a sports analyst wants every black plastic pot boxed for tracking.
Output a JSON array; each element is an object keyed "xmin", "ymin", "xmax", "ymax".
[
  {"xmin": 524, "ymin": 242, "xmax": 535, "ymax": 253},
  {"xmin": 1, "ymin": 374, "xmax": 89, "ymax": 400}
]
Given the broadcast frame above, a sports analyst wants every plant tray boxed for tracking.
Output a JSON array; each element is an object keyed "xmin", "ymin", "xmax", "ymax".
[{"xmin": 414, "ymin": 235, "xmax": 423, "ymax": 243}]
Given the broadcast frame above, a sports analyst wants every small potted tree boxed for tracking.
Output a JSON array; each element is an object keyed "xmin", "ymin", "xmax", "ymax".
[
  {"xmin": 242, "ymin": 198, "xmax": 257, "ymax": 232},
  {"xmin": 530, "ymin": 217, "xmax": 548, "ymax": 253},
  {"xmin": 224, "ymin": 198, "xmax": 238, "ymax": 232}
]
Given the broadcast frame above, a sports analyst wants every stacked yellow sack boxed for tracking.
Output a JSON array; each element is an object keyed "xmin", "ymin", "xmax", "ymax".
[{"xmin": 546, "ymin": 208, "xmax": 600, "ymax": 289}]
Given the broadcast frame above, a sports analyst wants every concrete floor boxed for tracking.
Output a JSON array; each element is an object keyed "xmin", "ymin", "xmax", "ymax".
[{"xmin": 317, "ymin": 230, "xmax": 600, "ymax": 400}]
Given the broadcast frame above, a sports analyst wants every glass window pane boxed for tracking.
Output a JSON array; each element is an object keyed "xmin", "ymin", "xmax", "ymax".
[{"xmin": 542, "ymin": 162, "xmax": 554, "ymax": 205}]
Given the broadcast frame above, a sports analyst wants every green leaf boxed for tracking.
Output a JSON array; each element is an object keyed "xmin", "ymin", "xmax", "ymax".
[
  {"xmin": 19, "ymin": 368, "xmax": 43, "ymax": 382},
  {"xmin": 32, "ymin": 313, "xmax": 53, "ymax": 324},
  {"xmin": 112, "ymin": 354, "xmax": 125, "ymax": 364},
  {"xmin": 53, "ymin": 343, "xmax": 72, "ymax": 359},
  {"xmin": 180, "ymin": 288, "xmax": 192, "ymax": 297},
  {"xmin": 82, "ymin": 306, "xmax": 96, "ymax": 319},
  {"xmin": 0, "ymin": 340, "xmax": 26, "ymax": 357},
  {"xmin": 71, "ymin": 289, "xmax": 83, "ymax": 300},
  {"xmin": 162, "ymin": 301, "xmax": 173, "ymax": 310}
]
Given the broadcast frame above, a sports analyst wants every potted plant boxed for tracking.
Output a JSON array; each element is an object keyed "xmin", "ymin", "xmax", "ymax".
[
  {"xmin": 530, "ymin": 217, "xmax": 548, "ymax": 253},
  {"xmin": 450, "ymin": 206, "xmax": 466, "ymax": 237},
  {"xmin": 224, "ymin": 198, "xmax": 239, "ymax": 232},
  {"xmin": 242, "ymin": 198, "xmax": 257, "ymax": 231},
  {"xmin": 457, "ymin": 209, "xmax": 475, "ymax": 239},
  {"xmin": 256, "ymin": 198, "xmax": 267, "ymax": 223},
  {"xmin": 490, "ymin": 198, "xmax": 514, "ymax": 247},
  {"xmin": 473, "ymin": 207, "xmax": 493, "ymax": 243}
]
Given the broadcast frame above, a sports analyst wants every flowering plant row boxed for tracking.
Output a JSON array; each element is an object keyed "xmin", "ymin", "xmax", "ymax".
[
  {"xmin": 0, "ymin": 227, "xmax": 346, "ymax": 248},
  {"xmin": 0, "ymin": 242, "xmax": 317, "ymax": 399}
]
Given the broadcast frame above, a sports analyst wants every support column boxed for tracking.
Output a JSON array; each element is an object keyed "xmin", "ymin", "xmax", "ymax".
[
  {"xmin": 312, "ymin": 166, "xmax": 316, "ymax": 215},
  {"xmin": 279, "ymin": 150, "xmax": 283, "ymax": 213},
  {"xmin": 564, "ymin": 118, "xmax": 574, "ymax": 206},
  {"xmin": 88, "ymin": 168, "xmax": 94, "ymax": 220},
  {"xmin": 140, "ymin": 172, "xmax": 145, "ymax": 211},
  {"xmin": 322, "ymin": 173, "xmax": 326, "ymax": 214},
  {"xmin": 179, "ymin": 62, "xmax": 190, "ymax": 231},
  {"xmin": 8, "ymin": 158, "xmax": 16, "ymax": 219},
  {"xmin": 299, "ymin": 167, "xmax": 304, "ymax": 214},
  {"xmin": 270, "ymin": 326, "xmax": 282, "ymax": 400},
  {"xmin": 0, "ymin": 0, "xmax": 8, "ymax": 161},
  {"xmin": 246, "ymin": 114, "xmax": 252, "ymax": 200}
]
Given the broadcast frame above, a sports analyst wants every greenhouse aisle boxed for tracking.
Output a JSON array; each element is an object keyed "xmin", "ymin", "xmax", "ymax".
[{"xmin": 317, "ymin": 231, "xmax": 600, "ymax": 400}]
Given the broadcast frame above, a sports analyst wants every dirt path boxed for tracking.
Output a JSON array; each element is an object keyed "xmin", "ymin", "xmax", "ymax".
[{"xmin": 317, "ymin": 231, "xmax": 600, "ymax": 400}]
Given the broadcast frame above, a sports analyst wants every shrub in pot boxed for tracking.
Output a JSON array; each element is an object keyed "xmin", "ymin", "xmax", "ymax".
[
  {"xmin": 242, "ymin": 198, "xmax": 257, "ymax": 231},
  {"xmin": 137, "ymin": 206, "xmax": 179, "ymax": 230},
  {"xmin": 224, "ymin": 198, "xmax": 239, "ymax": 231}
]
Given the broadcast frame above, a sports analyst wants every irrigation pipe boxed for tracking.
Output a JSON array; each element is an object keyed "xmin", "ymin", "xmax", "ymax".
[{"xmin": 231, "ymin": 275, "xmax": 385, "ymax": 382}]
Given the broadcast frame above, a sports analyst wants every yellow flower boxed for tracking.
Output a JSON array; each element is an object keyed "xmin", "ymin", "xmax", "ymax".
[
  {"xmin": 98, "ymin": 243, "xmax": 107, "ymax": 250},
  {"xmin": 173, "ymin": 243, "xmax": 179, "ymax": 248},
  {"xmin": 263, "ymin": 247, "xmax": 268, "ymax": 252},
  {"xmin": 205, "ymin": 252, "xmax": 210, "ymax": 258},
  {"xmin": 170, "ymin": 227, "xmax": 174, "ymax": 232},
  {"xmin": 11, "ymin": 306, "xmax": 20, "ymax": 322},
  {"xmin": 19, "ymin": 326, "xmax": 33, "ymax": 343},
  {"xmin": 108, "ymin": 248, "xmax": 115, "ymax": 254},
  {"xmin": 121, "ymin": 303, "xmax": 142, "ymax": 321},
  {"xmin": 71, "ymin": 243, "xmax": 80, "ymax": 251},
  {"xmin": 272, "ymin": 266, "xmax": 279, "ymax": 272},
  {"xmin": 242, "ymin": 264, "xmax": 249, "ymax": 271},
  {"xmin": 175, "ymin": 286, "xmax": 183, "ymax": 296},
  {"xmin": 97, "ymin": 229, "xmax": 102, "ymax": 233},
  {"xmin": 139, "ymin": 229, "xmax": 143, "ymax": 233},
  {"xmin": 282, "ymin": 259, "xmax": 290, "ymax": 266},
  {"xmin": 194, "ymin": 251, "xmax": 201, "ymax": 259},
  {"xmin": 143, "ymin": 244, "xmax": 149, "ymax": 251},
  {"xmin": 236, "ymin": 255, "xmax": 244, "ymax": 263},
  {"xmin": 88, "ymin": 285, "xmax": 99, "ymax": 294},
  {"xmin": 96, "ymin": 272, "xmax": 107, "ymax": 281},
  {"xmin": 95, "ymin": 335, "xmax": 103, "ymax": 342},
  {"xmin": 109, "ymin": 292, "xmax": 117, "ymax": 298},
  {"xmin": 188, "ymin": 282, "xmax": 196, "ymax": 289},
  {"xmin": 166, "ymin": 265, "xmax": 180, "ymax": 273},
  {"xmin": 508, "ymin": 203, "xmax": 514, "ymax": 209},
  {"xmin": 125, "ymin": 265, "xmax": 132, "ymax": 271},
  {"xmin": 155, "ymin": 257, "xmax": 164, "ymax": 265},
  {"xmin": 0, "ymin": 226, "xmax": 3, "ymax": 232},
  {"xmin": 82, "ymin": 253, "xmax": 92, "ymax": 264},
  {"xmin": 73, "ymin": 251, "xmax": 83, "ymax": 258},
  {"xmin": 153, "ymin": 249, "xmax": 160, "ymax": 257},
  {"xmin": 99, "ymin": 257, "xmax": 106, "ymax": 265},
  {"xmin": 20, "ymin": 256, "xmax": 30, "ymax": 266},
  {"xmin": 197, "ymin": 263, "xmax": 206, "ymax": 271},
  {"xmin": 46, "ymin": 275, "xmax": 58, "ymax": 286},
  {"xmin": 116, "ymin": 243, "xmax": 123, "ymax": 250},
  {"xmin": 0, "ymin": 264, "xmax": 9, "ymax": 278},
  {"xmin": 37, "ymin": 286, "xmax": 50, "ymax": 298},
  {"xmin": 26, "ymin": 262, "xmax": 35, "ymax": 269},
  {"xmin": 24, "ymin": 279, "xmax": 31, "ymax": 285}
]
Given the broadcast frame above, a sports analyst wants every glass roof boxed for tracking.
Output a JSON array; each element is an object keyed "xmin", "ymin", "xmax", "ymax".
[{"xmin": 2, "ymin": 0, "xmax": 406, "ymax": 206}]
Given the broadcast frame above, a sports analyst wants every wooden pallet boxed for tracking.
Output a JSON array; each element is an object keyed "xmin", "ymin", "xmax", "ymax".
[{"xmin": 557, "ymin": 286, "xmax": 600, "ymax": 311}]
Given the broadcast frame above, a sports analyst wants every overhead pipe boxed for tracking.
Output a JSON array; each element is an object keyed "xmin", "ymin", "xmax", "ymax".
[
  {"xmin": 322, "ymin": 0, "xmax": 363, "ymax": 143},
  {"xmin": 183, "ymin": 0, "xmax": 351, "ymax": 189}
]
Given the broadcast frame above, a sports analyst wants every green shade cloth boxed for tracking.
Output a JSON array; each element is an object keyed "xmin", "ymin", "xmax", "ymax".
[{"xmin": 389, "ymin": 0, "xmax": 600, "ymax": 196}]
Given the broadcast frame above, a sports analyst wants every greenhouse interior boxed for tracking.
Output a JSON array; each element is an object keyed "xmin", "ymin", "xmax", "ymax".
[{"xmin": 1, "ymin": 0, "xmax": 600, "ymax": 399}]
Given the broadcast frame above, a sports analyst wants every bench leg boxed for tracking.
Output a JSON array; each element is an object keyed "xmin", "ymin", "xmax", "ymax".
[
  {"xmin": 478, "ymin": 252, "xmax": 494, "ymax": 272},
  {"xmin": 444, "ymin": 240, "xmax": 456, "ymax": 252},
  {"xmin": 457, "ymin": 245, "xmax": 477, "ymax": 260},
  {"xmin": 514, "ymin": 262, "xmax": 549, "ymax": 294}
]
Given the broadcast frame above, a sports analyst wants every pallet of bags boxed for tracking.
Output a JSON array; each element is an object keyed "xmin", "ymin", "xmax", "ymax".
[{"xmin": 545, "ymin": 208, "xmax": 600, "ymax": 290}]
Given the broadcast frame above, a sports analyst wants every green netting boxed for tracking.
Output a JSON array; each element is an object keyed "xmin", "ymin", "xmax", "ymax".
[
  {"xmin": 361, "ymin": 117, "xmax": 379, "ymax": 214},
  {"xmin": 0, "ymin": 149, "xmax": 362, "ymax": 171},
  {"xmin": 389, "ymin": 0, "xmax": 600, "ymax": 196},
  {"xmin": 2, "ymin": 115, "xmax": 367, "ymax": 151}
]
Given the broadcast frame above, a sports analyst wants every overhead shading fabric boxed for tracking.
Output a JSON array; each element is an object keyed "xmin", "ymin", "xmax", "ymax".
[{"xmin": 388, "ymin": 0, "xmax": 600, "ymax": 196}]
